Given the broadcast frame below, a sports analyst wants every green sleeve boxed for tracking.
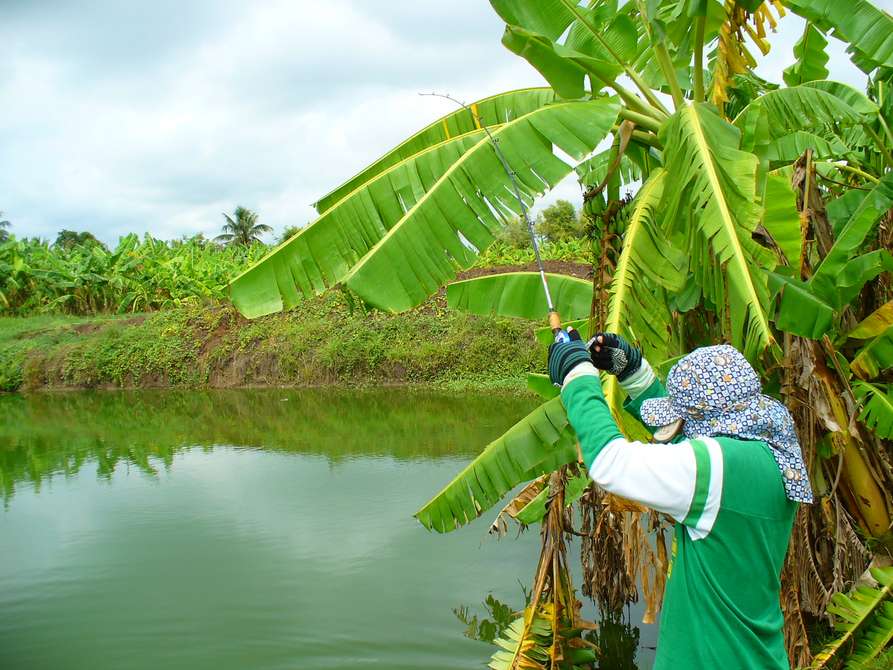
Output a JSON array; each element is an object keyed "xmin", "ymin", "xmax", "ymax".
[
  {"xmin": 622, "ymin": 378, "xmax": 667, "ymax": 428},
  {"xmin": 561, "ymin": 375, "xmax": 624, "ymax": 471}
]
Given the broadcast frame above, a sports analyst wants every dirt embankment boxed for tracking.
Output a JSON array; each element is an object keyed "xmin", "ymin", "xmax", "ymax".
[{"xmin": 1, "ymin": 294, "xmax": 544, "ymax": 394}]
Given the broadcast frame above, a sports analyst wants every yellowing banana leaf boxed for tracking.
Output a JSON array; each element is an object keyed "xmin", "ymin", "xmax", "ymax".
[
  {"xmin": 844, "ymin": 301, "xmax": 893, "ymax": 340},
  {"xmin": 228, "ymin": 130, "xmax": 487, "ymax": 318},
  {"xmin": 852, "ymin": 325, "xmax": 893, "ymax": 380},
  {"xmin": 659, "ymin": 103, "xmax": 776, "ymax": 360},
  {"xmin": 514, "ymin": 470, "xmax": 590, "ymax": 526},
  {"xmin": 342, "ymin": 98, "xmax": 621, "ymax": 312},
  {"xmin": 447, "ymin": 272, "xmax": 593, "ymax": 322},
  {"xmin": 854, "ymin": 382, "xmax": 893, "ymax": 440},
  {"xmin": 415, "ymin": 396, "xmax": 578, "ymax": 533},
  {"xmin": 783, "ymin": 23, "xmax": 829, "ymax": 87},
  {"xmin": 781, "ymin": 0, "xmax": 893, "ymax": 73},
  {"xmin": 313, "ymin": 88, "xmax": 557, "ymax": 213}
]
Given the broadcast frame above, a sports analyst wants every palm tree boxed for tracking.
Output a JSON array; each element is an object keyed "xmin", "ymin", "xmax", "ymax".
[
  {"xmin": 215, "ymin": 207, "xmax": 271, "ymax": 247},
  {"xmin": 0, "ymin": 212, "xmax": 10, "ymax": 242}
]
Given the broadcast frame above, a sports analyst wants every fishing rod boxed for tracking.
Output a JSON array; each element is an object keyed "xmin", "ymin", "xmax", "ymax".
[{"xmin": 419, "ymin": 92, "xmax": 570, "ymax": 344}]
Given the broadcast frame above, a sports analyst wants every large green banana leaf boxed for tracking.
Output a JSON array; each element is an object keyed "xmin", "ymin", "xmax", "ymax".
[
  {"xmin": 342, "ymin": 98, "xmax": 621, "ymax": 312},
  {"xmin": 855, "ymin": 382, "xmax": 893, "ymax": 440},
  {"xmin": 781, "ymin": 0, "xmax": 893, "ymax": 73},
  {"xmin": 493, "ymin": 0, "xmax": 647, "ymax": 100},
  {"xmin": 767, "ymin": 271, "xmax": 835, "ymax": 340},
  {"xmin": 783, "ymin": 23, "xmax": 829, "ymax": 87},
  {"xmin": 810, "ymin": 172, "xmax": 893, "ymax": 307},
  {"xmin": 415, "ymin": 397, "xmax": 578, "ymax": 533},
  {"xmin": 600, "ymin": 170, "xmax": 682, "ymax": 441},
  {"xmin": 761, "ymin": 173, "xmax": 803, "ymax": 267},
  {"xmin": 764, "ymin": 131, "xmax": 853, "ymax": 167},
  {"xmin": 658, "ymin": 102, "xmax": 776, "ymax": 359},
  {"xmin": 489, "ymin": 0, "xmax": 575, "ymax": 40},
  {"xmin": 734, "ymin": 82, "xmax": 876, "ymax": 148},
  {"xmin": 228, "ymin": 130, "xmax": 487, "ymax": 318},
  {"xmin": 447, "ymin": 272, "xmax": 593, "ymax": 322},
  {"xmin": 313, "ymin": 88, "xmax": 556, "ymax": 213},
  {"xmin": 852, "ymin": 326, "xmax": 893, "ymax": 380}
]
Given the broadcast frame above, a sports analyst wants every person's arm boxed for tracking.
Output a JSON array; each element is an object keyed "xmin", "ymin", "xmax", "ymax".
[
  {"xmin": 561, "ymin": 362, "xmax": 723, "ymax": 539},
  {"xmin": 587, "ymin": 332, "xmax": 668, "ymax": 430}
]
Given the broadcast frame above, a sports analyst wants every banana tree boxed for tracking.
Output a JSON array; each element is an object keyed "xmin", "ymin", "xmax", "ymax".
[{"xmin": 229, "ymin": 0, "xmax": 893, "ymax": 666}]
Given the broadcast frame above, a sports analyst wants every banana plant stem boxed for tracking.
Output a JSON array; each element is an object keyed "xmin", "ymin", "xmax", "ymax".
[
  {"xmin": 631, "ymin": 129, "xmax": 662, "ymax": 149},
  {"xmin": 815, "ymin": 161, "xmax": 880, "ymax": 184},
  {"xmin": 634, "ymin": 0, "xmax": 685, "ymax": 109},
  {"xmin": 619, "ymin": 107, "xmax": 662, "ymax": 134},
  {"xmin": 606, "ymin": 80, "xmax": 666, "ymax": 122}
]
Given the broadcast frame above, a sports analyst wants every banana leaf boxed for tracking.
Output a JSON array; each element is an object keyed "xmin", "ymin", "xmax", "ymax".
[
  {"xmin": 783, "ymin": 23, "xmax": 829, "ymax": 87},
  {"xmin": 313, "ymin": 88, "xmax": 557, "ymax": 213},
  {"xmin": 844, "ymin": 301, "xmax": 893, "ymax": 341},
  {"xmin": 812, "ymin": 566, "xmax": 893, "ymax": 669},
  {"xmin": 810, "ymin": 172, "xmax": 893, "ymax": 307},
  {"xmin": 659, "ymin": 102, "xmax": 776, "ymax": 360},
  {"xmin": 228, "ymin": 130, "xmax": 487, "ymax": 318},
  {"xmin": 734, "ymin": 82, "xmax": 875, "ymax": 148},
  {"xmin": 514, "ymin": 471, "xmax": 590, "ymax": 526},
  {"xmin": 767, "ymin": 271, "xmax": 835, "ymax": 340},
  {"xmin": 854, "ymin": 382, "xmax": 893, "ymax": 440},
  {"xmin": 764, "ymin": 131, "xmax": 853, "ymax": 167},
  {"xmin": 852, "ymin": 325, "xmax": 893, "ymax": 380},
  {"xmin": 761, "ymin": 173, "xmax": 802, "ymax": 268},
  {"xmin": 781, "ymin": 0, "xmax": 893, "ymax": 73},
  {"xmin": 447, "ymin": 272, "xmax": 593, "ymax": 322},
  {"xmin": 342, "ymin": 98, "xmax": 620, "ymax": 312},
  {"xmin": 415, "ymin": 396, "xmax": 578, "ymax": 533}
]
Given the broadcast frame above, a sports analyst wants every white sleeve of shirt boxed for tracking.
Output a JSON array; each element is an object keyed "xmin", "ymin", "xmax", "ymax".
[
  {"xmin": 617, "ymin": 360, "xmax": 657, "ymax": 400},
  {"xmin": 588, "ymin": 435, "xmax": 724, "ymax": 540}
]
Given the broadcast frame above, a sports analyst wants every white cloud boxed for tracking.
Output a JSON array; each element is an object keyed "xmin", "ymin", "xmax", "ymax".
[{"xmin": 0, "ymin": 1, "xmax": 889, "ymax": 245}]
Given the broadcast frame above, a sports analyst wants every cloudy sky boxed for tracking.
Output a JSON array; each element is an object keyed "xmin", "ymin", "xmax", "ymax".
[{"xmin": 2, "ymin": 0, "xmax": 890, "ymax": 245}]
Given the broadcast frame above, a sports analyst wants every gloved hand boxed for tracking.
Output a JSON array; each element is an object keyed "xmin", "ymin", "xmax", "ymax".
[
  {"xmin": 548, "ymin": 329, "xmax": 591, "ymax": 386},
  {"xmin": 588, "ymin": 332, "xmax": 642, "ymax": 381}
]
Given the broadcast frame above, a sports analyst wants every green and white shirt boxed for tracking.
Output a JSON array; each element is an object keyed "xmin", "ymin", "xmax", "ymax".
[{"xmin": 561, "ymin": 362, "xmax": 797, "ymax": 670}]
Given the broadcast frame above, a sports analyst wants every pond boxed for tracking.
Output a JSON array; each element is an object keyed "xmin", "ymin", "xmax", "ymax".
[{"xmin": 0, "ymin": 389, "xmax": 656, "ymax": 669}]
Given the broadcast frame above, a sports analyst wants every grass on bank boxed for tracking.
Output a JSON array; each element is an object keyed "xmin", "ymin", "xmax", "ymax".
[{"xmin": 0, "ymin": 292, "xmax": 543, "ymax": 393}]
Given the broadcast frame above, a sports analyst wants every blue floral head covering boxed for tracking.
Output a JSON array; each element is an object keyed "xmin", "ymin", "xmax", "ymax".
[{"xmin": 640, "ymin": 344, "xmax": 813, "ymax": 503}]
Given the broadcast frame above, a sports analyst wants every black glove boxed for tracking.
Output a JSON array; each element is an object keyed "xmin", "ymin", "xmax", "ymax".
[
  {"xmin": 588, "ymin": 332, "xmax": 642, "ymax": 381},
  {"xmin": 548, "ymin": 329, "xmax": 591, "ymax": 386}
]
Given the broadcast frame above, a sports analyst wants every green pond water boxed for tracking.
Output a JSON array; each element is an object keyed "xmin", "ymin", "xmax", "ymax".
[{"xmin": 0, "ymin": 389, "xmax": 655, "ymax": 669}]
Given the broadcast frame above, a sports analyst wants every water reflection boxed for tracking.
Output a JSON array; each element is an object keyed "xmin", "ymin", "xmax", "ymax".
[{"xmin": 0, "ymin": 388, "xmax": 537, "ymax": 503}]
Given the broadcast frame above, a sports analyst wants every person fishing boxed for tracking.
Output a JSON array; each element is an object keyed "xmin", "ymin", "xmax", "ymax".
[{"xmin": 547, "ymin": 330, "xmax": 813, "ymax": 670}]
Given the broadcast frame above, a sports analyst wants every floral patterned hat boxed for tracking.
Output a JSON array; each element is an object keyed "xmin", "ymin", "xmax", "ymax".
[{"xmin": 640, "ymin": 344, "xmax": 813, "ymax": 503}]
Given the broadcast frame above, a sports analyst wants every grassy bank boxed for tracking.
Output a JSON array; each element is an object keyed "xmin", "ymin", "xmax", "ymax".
[{"xmin": 0, "ymin": 291, "xmax": 544, "ymax": 393}]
